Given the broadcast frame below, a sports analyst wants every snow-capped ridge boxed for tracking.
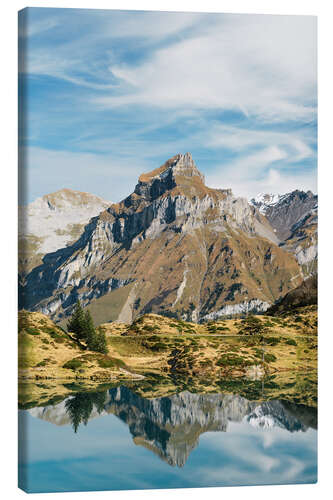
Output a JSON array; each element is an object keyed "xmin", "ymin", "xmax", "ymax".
[{"xmin": 249, "ymin": 192, "xmax": 291, "ymax": 214}]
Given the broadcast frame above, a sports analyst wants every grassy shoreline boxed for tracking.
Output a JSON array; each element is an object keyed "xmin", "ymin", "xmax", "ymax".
[{"xmin": 18, "ymin": 306, "xmax": 317, "ymax": 391}]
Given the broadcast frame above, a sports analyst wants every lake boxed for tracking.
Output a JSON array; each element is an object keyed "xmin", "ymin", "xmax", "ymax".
[{"xmin": 18, "ymin": 380, "xmax": 317, "ymax": 493}]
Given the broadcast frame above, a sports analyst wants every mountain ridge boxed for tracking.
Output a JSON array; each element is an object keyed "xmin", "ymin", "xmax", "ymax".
[
  {"xmin": 19, "ymin": 154, "xmax": 314, "ymax": 324},
  {"xmin": 250, "ymin": 189, "xmax": 317, "ymax": 275}
]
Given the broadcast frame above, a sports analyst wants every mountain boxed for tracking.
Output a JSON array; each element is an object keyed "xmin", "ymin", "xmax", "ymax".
[
  {"xmin": 250, "ymin": 193, "xmax": 287, "ymax": 215},
  {"xmin": 29, "ymin": 387, "xmax": 316, "ymax": 467},
  {"xmin": 18, "ymin": 188, "xmax": 111, "ymax": 280},
  {"xmin": 250, "ymin": 190, "xmax": 317, "ymax": 275},
  {"xmin": 19, "ymin": 153, "xmax": 306, "ymax": 324},
  {"xmin": 267, "ymin": 275, "xmax": 317, "ymax": 315}
]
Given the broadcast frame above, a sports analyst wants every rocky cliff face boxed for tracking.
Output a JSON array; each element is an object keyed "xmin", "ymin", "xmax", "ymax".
[
  {"xmin": 20, "ymin": 153, "xmax": 304, "ymax": 323},
  {"xmin": 18, "ymin": 188, "xmax": 110, "ymax": 280},
  {"xmin": 250, "ymin": 190, "xmax": 317, "ymax": 275},
  {"xmin": 29, "ymin": 387, "xmax": 315, "ymax": 467},
  {"xmin": 267, "ymin": 274, "xmax": 317, "ymax": 315}
]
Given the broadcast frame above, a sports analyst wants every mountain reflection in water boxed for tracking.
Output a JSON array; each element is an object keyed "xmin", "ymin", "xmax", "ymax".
[{"xmin": 27, "ymin": 386, "xmax": 317, "ymax": 468}]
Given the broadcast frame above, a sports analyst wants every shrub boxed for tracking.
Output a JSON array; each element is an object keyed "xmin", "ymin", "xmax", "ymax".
[
  {"xmin": 263, "ymin": 353, "xmax": 277, "ymax": 363},
  {"xmin": 63, "ymin": 358, "xmax": 83, "ymax": 370},
  {"xmin": 285, "ymin": 338, "xmax": 297, "ymax": 346},
  {"xmin": 97, "ymin": 357, "xmax": 116, "ymax": 368},
  {"xmin": 25, "ymin": 328, "xmax": 40, "ymax": 335},
  {"xmin": 35, "ymin": 360, "xmax": 47, "ymax": 367},
  {"xmin": 263, "ymin": 337, "xmax": 280, "ymax": 346},
  {"xmin": 216, "ymin": 354, "xmax": 245, "ymax": 367},
  {"xmin": 143, "ymin": 325, "xmax": 156, "ymax": 332},
  {"xmin": 239, "ymin": 315, "xmax": 266, "ymax": 335}
]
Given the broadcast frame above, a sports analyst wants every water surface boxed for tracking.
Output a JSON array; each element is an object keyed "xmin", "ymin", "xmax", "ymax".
[{"xmin": 18, "ymin": 380, "xmax": 317, "ymax": 493}]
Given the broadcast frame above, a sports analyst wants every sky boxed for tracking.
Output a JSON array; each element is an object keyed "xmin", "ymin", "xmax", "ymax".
[{"xmin": 18, "ymin": 8, "xmax": 317, "ymax": 204}]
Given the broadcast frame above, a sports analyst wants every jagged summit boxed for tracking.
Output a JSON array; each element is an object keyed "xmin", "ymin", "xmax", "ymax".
[
  {"xmin": 139, "ymin": 153, "xmax": 205, "ymax": 184},
  {"xmin": 250, "ymin": 189, "xmax": 317, "ymax": 240},
  {"xmin": 250, "ymin": 190, "xmax": 317, "ymax": 216},
  {"xmin": 127, "ymin": 153, "xmax": 209, "ymax": 204},
  {"xmin": 250, "ymin": 192, "xmax": 286, "ymax": 215}
]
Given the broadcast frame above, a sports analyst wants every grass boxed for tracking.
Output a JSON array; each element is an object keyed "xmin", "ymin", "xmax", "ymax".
[{"xmin": 18, "ymin": 308, "xmax": 317, "ymax": 393}]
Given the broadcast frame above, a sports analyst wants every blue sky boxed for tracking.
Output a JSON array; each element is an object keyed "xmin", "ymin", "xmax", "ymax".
[{"xmin": 18, "ymin": 8, "xmax": 317, "ymax": 204}]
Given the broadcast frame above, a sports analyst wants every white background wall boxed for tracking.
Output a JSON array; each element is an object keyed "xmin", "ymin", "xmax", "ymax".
[{"xmin": 1, "ymin": 1, "xmax": 332, "ymax": 499}]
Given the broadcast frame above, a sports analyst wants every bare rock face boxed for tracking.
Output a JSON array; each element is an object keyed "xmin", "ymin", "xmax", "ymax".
[
  {"xmin": 20, "ymin": 154, "xmax": 304, "ymax": 324},
  {"xmin": 267, "ymin": 274, "xmax": 317, "ymax": 315},
  {"xmin": 18, "ymin": 188, "xmax": 111, "ymax": 280},
  {"xmin": 250, "ymin": 190, "xmax": 318, "ymax": 275},
  {"xmin": 250, "ymin": 190, "xmax": 317, "ymax": 241}
]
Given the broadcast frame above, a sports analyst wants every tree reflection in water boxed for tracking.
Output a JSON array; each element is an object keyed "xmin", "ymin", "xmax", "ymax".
[{"xmin": 65, "ymin": 391, "xmax": 107, "ymax": 433}]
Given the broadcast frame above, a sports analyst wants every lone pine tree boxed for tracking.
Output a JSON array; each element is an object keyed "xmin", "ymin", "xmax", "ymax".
[
  {"xmin": 67, "ymin": 301, "xmax": 108, "ymax": 354},
  {"xmin": 67, "ymin": 300, "xmax": 86, "ymax": 343}
]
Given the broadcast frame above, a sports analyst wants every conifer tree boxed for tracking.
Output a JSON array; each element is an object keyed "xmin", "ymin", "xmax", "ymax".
[
  {"xmin": 67, "ymin": 300, "xmax": 85, "ymax": 342},
  {"xmin": 93, "ymin": 328, "xmax": 108, "ymax": 354},
  {"xmin": 67, "ymin": 301, "xmax": 108, "ymax": 354},
  {"xmin": 83, "ymin": 310, "xmax": 96, "ymax": 349}
]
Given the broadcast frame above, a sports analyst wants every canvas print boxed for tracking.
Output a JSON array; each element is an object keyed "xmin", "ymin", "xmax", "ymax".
[{"xmin": 18, "ymin": 8, "xmax": 317, "ymax": 493}]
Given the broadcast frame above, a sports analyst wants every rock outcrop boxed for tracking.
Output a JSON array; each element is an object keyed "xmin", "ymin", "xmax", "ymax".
[
  {"xmin": 18, "ymin": 188, "xmax": 110, "ymax": 280},
  {"xmin": 267, "ymin": 275, "xmax": 317, "ymax": 315}
]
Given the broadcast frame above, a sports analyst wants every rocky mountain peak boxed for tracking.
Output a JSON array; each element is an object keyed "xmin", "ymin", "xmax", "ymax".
[
  {"xmin": 250, "ymin": 190, "xmax": 317, "ymax": 215},
  {"xmin": 250, "ymin": 189, "xmax": 317, "ymax": 241},
  {"xmin": 139, "ymin": 152, "xmax": 204, "ymax": 183},
  {"xmin": 134, "ymin": 153, "xmax": 205, "ymax": 202},
  {"xmin": 250, "ymin": 192, "xmax": 285, "ymax": 215},
  {"xmin": 171, "ymin": 152, "xmax": 205, "ymax": 182}
]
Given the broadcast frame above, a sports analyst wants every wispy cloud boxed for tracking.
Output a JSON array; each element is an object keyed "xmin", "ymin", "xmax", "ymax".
[
  {"xmin": 207, "ymin": 158, "xmax": 317, "ymax": 199},
  {"xmin": 203, "ymin": 123, "xmax": 316, "ymax": 196},
  {"xmin": 96, "ymin": 14, "xmax": 316, "ymax": 123},
  {"xmin": 19, "ymin": 10, "xmax": 204, "ymax": 90},
  {"xmin": 19, "ymin": 8, "xmax": 317, "ymax": 202},
  {"xmin": 206, "ymin": 124, "xmax": 315, "ymax": 163}
]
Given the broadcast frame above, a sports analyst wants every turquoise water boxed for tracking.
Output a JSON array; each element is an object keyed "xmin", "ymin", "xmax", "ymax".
[{"xmin": 18, "ymin": 387, "xmax": 317, "ymax": 493}]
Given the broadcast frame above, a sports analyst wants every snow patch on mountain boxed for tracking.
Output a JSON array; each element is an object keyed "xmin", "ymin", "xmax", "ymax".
[
  {"xmin": 249, "ymin": 192, "xmax": 290, "ymax": 215},
  {"xmin": 19, "ymin": 188, "xmax": 111, "ymax": 255}
]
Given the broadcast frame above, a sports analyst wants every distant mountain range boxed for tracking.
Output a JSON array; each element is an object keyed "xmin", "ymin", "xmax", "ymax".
[
  {"xmin": 250, "ymin": 190, "xmax": 317, "ymax": 275},
  {"xmin": 19, "ymin": 153, "xmax": 317, "ymax": 324}
]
